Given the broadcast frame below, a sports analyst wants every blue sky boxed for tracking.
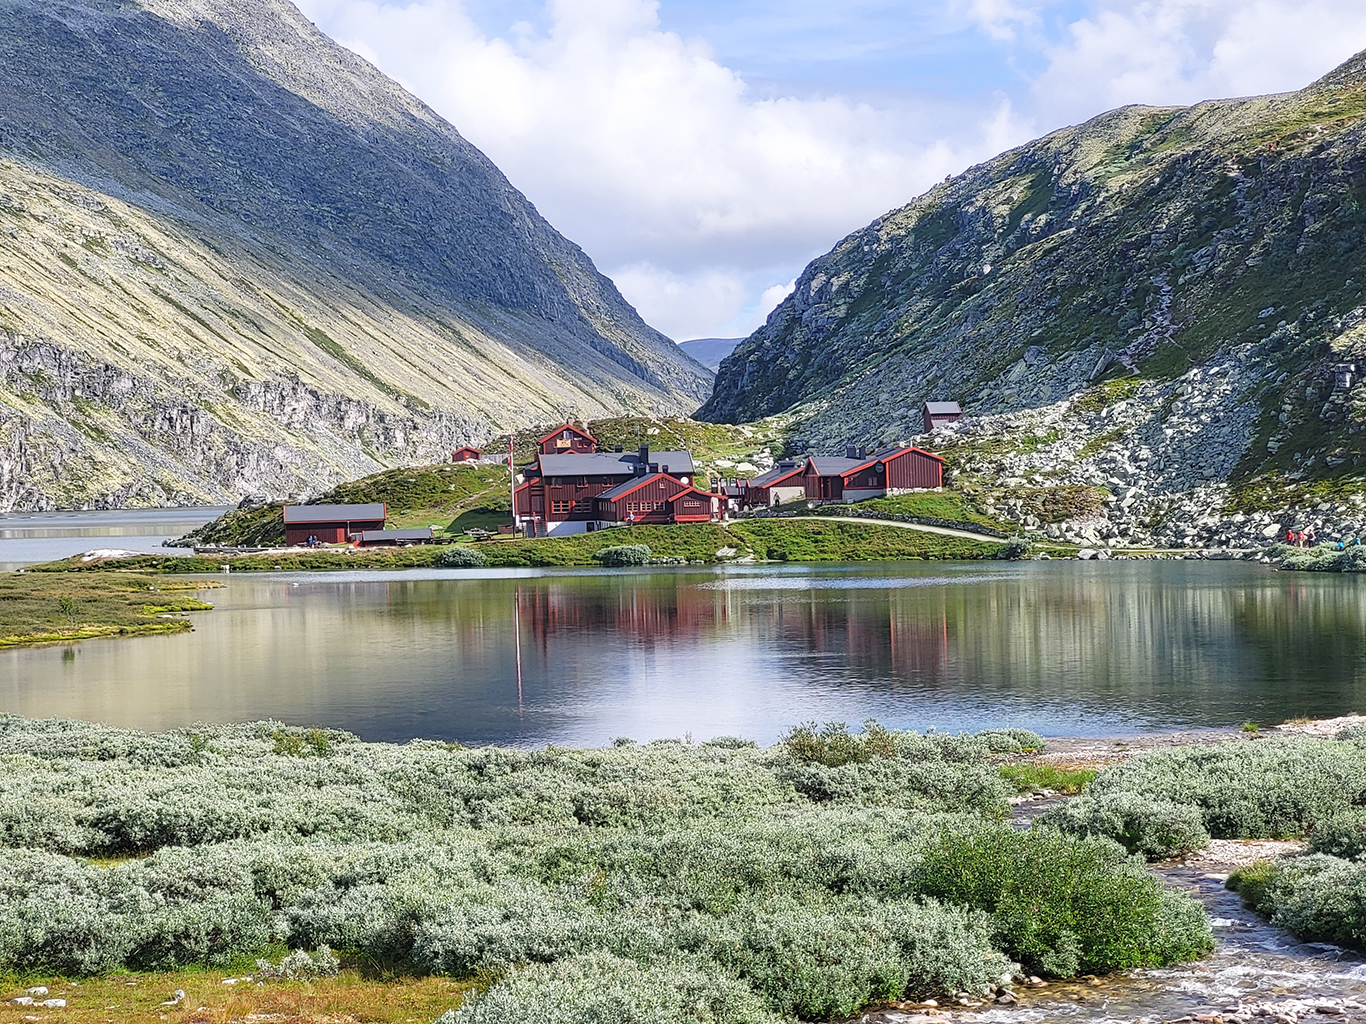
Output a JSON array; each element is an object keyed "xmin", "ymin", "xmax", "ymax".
[{"xmin": 296, "ymin": 0, "xmax": 1366, "ymax": 340}]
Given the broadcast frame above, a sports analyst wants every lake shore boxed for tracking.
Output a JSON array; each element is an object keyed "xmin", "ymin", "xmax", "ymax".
[{"xmin": 0, "ymin": 572, "xmax": 216, "ymax": 647}]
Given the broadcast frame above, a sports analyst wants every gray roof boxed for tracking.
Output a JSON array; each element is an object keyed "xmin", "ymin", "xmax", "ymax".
[
  {"xmin": 748, "ymin": 463, "xmax": 805, "ymax": 487},
  {"xmin": 923, "ymin": 401, "xmax": 962, "ymax": 416},
  {"xmin": 538, "ymin": 450, "xmax": 694, "ymax": 477},
  {"xmin": 806, "ymin": 456, "xmax": 866, "ymax": 477},
  {"xmin": 284, "ymin": 503, "xmax": 385, "ymax": 524},
  {"xmin": 357, "ymin": 528, "xmax": 433, "ymax": 541}
]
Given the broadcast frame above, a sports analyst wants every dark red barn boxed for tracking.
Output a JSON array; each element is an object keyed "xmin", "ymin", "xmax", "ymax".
[{"xmin": 283, "ymin": 503, "xmax": 387, "ymax": 545}]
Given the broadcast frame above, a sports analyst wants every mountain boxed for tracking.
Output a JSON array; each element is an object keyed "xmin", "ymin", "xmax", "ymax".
[
  {"xmin": 698, "ymin": 51, "xmax": 1366, "ymax": 541},
  {"xmin": 677, "ymin": 338, "xmax": 742, "ymax": 371},
  {"xmin": 0, "ymin": 0, "xmax": 709, "ymax": 511}
]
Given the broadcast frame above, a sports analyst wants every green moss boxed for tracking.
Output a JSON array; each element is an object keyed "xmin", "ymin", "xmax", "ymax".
[{"xmin": 1071, "ymin": 377, "xmax": 1144, "ymax": 414}]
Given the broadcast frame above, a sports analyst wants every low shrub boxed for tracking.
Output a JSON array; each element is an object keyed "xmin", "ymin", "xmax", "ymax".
[
  {"xmin": 781, "ymin": 721, "xmax": 897, "ymax": 767},
  {"xmin": 1088, "ymin": 739, "xmax": 1366, "ymax": 838},
  {"xmin": 913, "ymin": 825, "xmax": 1213, "ymax": 976},
  {"xmin": 1038, "ymin": 794, "xmax": 1211, "ymax": 860},
  {"xmin": 998, "ymin": 537, "xmax": 1031, "ymax": 560},
  {"xmin": 444, "ymin": 953, "xmax": 780, "ymax": 1024},
  {"xmin": 435, "ymin": 546, "xmax": 488, "ymax": 568},
  {"xmin": 1275, "ymin": 544, "xmax": 1366, "ymax": 574},
  {"xmin": 1309, "ymin": 807, "xmax": 1366, "ymax": 860},
  {"xmin": 593, "ymin": 544, "xmax": 651, "ymax": 567},
  {"xmin": 255, "ymin": 945, "xmax": 340, "ymax": 981},
  {"xmin": 977, "ymin": 729, "xmax": 1045, "ymax": 754},
  {"xmin": 1229, "ymin": 854, "xmax": 1366, "ymax": 949}
]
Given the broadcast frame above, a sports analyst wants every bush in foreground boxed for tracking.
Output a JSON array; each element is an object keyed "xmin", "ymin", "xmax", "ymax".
[
  {"xmin": 915, "ymin": 826, "xmax": 1213, "ymax": 976},
  {"xmin": 1088, "ymin": 738, "xmax": 1366, "ymax": 838},
  {"xmin": 0, "ymin": 716, "xmax": 1214, "ymax": 1018},
  {"xmin": 1039, "ymin": 793, "xmax": 1211, "ymax": 861},
  {"xmin": 1229, "ymin": 854, "xmax": 1366, "ymax": 949}
]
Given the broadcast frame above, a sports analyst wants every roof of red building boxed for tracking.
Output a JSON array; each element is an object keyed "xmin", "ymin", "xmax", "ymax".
[
  {"xmin": 283, "ymin": 503, "xmax": 386, "ymax": 524},
  {"xmin": 537, "ymin": 422, "xmax": 596, "ymax": 445}
]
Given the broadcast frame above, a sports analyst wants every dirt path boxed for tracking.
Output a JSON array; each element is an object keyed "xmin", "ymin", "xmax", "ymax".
[{"xmin": 807, "ymin": 515, "xmax": 1008, "ymax": 543}]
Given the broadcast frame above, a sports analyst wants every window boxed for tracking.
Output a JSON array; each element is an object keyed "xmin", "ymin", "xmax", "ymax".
[
  {"xmin": 627, "ymin": 501, "xmax": 638, "ymax": 513},
  {"xmin": 550, "ymin": 500, "xmax": 570, "ymax": 514},
  {"xmin": 573, "ymin": 499, "xmax": 591, "ymax": 512},
  {"xmin": 684, "ymin": 500, "xmax": 702, "ymax": 509},
  {"xmin": 654, "ymin": 501, "xmax": 666, "ymax": 511}
]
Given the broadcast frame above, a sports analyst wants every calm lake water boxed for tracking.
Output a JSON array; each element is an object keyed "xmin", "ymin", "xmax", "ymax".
[
  {"xmin": 0, "ymin": 507, "xmax": 226, "ymax": 570},
  {"xmin": 4, "ymin": 559, "xmax": 1365, "ymax": 745}
]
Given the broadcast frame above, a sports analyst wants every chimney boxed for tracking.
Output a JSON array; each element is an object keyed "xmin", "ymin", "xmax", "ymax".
[
  {"xmin": 661, "ymin": 464, "xmax": 670, "ymax": 475},
  {"xmin": 638, "ymin": 443, "xmax": 649, "ymax": 465},
  {"xmin": 845, "ymin": 444, "xmax": 859, "ymax": 459},
  {"xmin": 614, "ymin": 445, "xmax": 624, "ymax": 452},
  {"xmin": 649, "ymin": 463, "xmax": 659, "ymax": 474}
]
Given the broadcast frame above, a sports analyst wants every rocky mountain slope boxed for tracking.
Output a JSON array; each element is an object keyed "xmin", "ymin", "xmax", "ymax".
[
  {"xmin": 0, "ymin": 0, "xmax": 708, "ymax": 510},
  {"xmin": 701, "ymin": 51, "xmax": 1366, "ymax": 534}
]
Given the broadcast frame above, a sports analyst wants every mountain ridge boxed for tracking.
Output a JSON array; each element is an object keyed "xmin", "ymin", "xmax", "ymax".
[{"xmin": 0, "ymin": 0, "xmax": 707, "ymax": 509}]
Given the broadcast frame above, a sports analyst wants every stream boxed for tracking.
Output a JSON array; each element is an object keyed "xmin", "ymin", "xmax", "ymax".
[{"xmin": 857, "ymin": 797, "xmax": 1366, "ymax": 1024}]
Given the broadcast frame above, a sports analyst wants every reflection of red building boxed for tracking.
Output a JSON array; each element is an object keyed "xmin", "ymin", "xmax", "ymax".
[{"xmin": 512, "ymin": 422, "xmax": 719, "ymax": 536}]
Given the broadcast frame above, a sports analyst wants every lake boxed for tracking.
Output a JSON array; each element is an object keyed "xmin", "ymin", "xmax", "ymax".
[
  {"xmin": 0, "ymin": 506, "xmax": 227, "ymax": 570},
  {"xmin": 4, "ymin": 558, "xmax": 1365, "ymax": 745}
]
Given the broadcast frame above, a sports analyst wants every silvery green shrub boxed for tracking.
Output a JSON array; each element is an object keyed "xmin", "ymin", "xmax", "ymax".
[
  {"xmin": 976, "ymin": 729, "xmax": 1046, "ymax": 754},
  {"xmin": 1089, "ymin": 739, "xmax": 1366, "ymax": 838},
  {"xmin": 256, "ymin": 945, "xmax": 340, "ymax": 980},
  {"xmin": 435, "ymin": 547, "xmax": 487, "ymax": 568},
  {"xmin": 1309, "ymin": 808, "xmax": 1366, "ymax": 860},
  {"xmin": 0, "ymin": 715, "xmax": 1213, "ymax": 1016},
  {"xmin": 446, "ymin": 953, "xmax": 781, "ymax": 1024},
  {"xmin": 1039, "ymin": 793, "xmax": 1211, "ymax": 860},
  {"xmin": 593, "ymin": 545, "xmax": 652, "ymax": 567},
  {"xmin": 1239, "ymin": 854, "xmax": 1366, "ymax": 949}
]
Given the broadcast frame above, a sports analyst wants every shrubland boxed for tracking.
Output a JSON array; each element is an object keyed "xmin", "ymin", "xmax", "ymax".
[
  {"xmin": 0, "ymin": 717, "xmax": 1212, "ymax": 1020},
  {"xmin": 1074, "ymin": 732, "xmax": 1366, "ymax": 952}
]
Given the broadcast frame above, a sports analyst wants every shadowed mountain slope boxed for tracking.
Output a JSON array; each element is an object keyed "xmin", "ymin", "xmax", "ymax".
[{"xmin": 0, "ymin": 0, "xmax": 708, "ymax": 509}]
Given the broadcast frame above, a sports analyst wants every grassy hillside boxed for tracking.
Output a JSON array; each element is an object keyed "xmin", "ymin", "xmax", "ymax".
[{"xmin": 184, "ymin": 463, "xmax": 511, "ymax": 546}]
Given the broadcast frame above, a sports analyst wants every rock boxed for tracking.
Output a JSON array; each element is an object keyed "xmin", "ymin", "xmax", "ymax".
[
  {"xmin": 25, "ymin": 989, "xmax": 47, "ymax": 997},
  {"xmin": 1077, "ymin": 548, "xmax": 1098, "ymax": 560},
  {"xmin": 39, "ymin": 999, "xmax": 66, "ymax": 1008},
  {"xmin": 9, "ymin": 997, "xmax": 32, "ymax": 1006}
]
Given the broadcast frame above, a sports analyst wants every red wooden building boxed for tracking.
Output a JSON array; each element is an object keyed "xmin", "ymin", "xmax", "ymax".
[
  {"xmin": 283, "ymin": 503, "xmax": 387, "ymax": 545},
  {"xmin": 802, "ymin": 445, "xmax": 944, "ymax": 502},
  {"xmin": 593, "ymin": 473, "xmax": 720, "ymax": 525},
  {"xmin": 451, "ymin": 446, "xmax": 482, "ymax": 462},
  {"xmin": 742, "ymin": 459, "xmax": 806, "ymax": 508},
  {"xmin": 513, "ymin": 422, "xmax": 701, "ymax": 535}
]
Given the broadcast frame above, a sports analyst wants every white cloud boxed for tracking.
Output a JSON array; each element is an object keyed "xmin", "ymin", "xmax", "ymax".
[
  {"xmin": 1028, "ymin": 0, "xmax": 1366, "ymax": 126},
  {"xmin": 294, "ymin": 0, "xmax": 1018, "ymax": 339},
  {"xmin": 295, "ymin": 0, "xmax": 1366, "ymax": 341}
]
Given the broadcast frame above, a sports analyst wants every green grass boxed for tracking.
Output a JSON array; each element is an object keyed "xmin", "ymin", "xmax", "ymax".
[
  {"xmin": 1070, "ymin": 377, "xmax": 1143, "ymax": 414},
  {"xmin": 998, "ymin": 764, "xmax": 1098, "ymax": 796},
  {"xmin": 726, "ymin": 520, "xmax": 999, "ymax": 562},
  {"xmin": 856, "ymin": 492, "xmax": 1010, "ymax": 530},
  {"xmin": 0, "ymin": 573, "xmax": 214, "ymax": 646},
  {"xmin": 35, "ymin": 520, "xmax": 1004, "ymax": 575}
]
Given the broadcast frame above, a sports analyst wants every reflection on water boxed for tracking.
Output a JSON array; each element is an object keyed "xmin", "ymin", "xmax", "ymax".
[
  {"xmin": 0, "ymin": 507, "xmax": 226, "ymax": 569},
  {"xmin": 2, "ymin": 560, "xmax": 1365, "ymax": 745}
]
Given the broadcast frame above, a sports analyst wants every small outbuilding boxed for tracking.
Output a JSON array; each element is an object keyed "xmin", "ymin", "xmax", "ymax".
[
  {"xmin": 922, "ymin": 401, "xmax": 962, "ymax": 433},
  {"xmin": 744, "ymin": 460, "xmax": 807, "ymax": 508},
  {"xmin": 451, "ymin": 446, "xmax": 482, "ymax": 462},
  {"xmin": 283, "ymin": 503, "xmax": 387, "ymax": 545}
]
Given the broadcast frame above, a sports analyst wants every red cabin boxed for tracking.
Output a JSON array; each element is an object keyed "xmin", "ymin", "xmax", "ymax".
[
  {"xmin": 593, "ymin": 473, "xmax": 719, "ymax": 525},
  {"xmin": 283, "ymin": 503, "xmax": 387, "ymax": 545},
  {"xmin": 451, "ymin": 446, "xmax": 482, "ymax": 462},
  {"xmin": 803, "ymin": 446, "xmax": 944, "ymax": 503}
]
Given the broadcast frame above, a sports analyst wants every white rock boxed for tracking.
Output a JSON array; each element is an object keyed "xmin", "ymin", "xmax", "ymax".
[
  {"xmin": 1077, "ymin": 548, "xmax": 1098, "ymax": 560},
  {"xmin": 26, "ymin": 988, "xmax": 47, "ymax": 997},
  {"xmin": 40, "ymin": 999, "xmax": 66, "ymax": 1008},
  {"xmin": 10, "ymin": 997, "xmax": 33, "ymax": 1006}
]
